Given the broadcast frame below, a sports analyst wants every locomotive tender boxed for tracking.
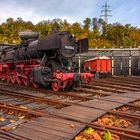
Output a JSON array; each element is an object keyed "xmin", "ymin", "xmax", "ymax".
[{"xmin": 0, "ymin": 31, "xmax": 93, "ymax": 91}]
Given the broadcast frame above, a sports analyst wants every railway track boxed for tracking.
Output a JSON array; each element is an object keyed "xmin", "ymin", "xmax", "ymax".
[
  {"xmin": 0, "ymin": 130, "xmax": 30, "ymax": 140},
  {"xmin": 11, "ymin": 98, "xmax": 140, "ymax": 140},
  {"xmin": 0, "ymin": 83, "xmax": 139, "ymax": 112},
  {"xmin": 0, "ymin": 76, "xmax": 139, "ymax": 139}
]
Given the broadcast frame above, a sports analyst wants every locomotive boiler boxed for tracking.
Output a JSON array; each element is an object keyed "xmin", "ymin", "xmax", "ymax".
[{"xmin": 0, "ymin": 31, "xmax": 93, "ymax": 91}]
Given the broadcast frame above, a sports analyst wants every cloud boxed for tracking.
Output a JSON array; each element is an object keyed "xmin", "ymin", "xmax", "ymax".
[
  {"xmin": 0, "ymin": 0, "xmax": 139, "ymax": 27},
  {"xmin": 0, "ymin": 0, "xmax": 98, "ymax": 24},
  {"xmin": 110, "ymin": 0, "xmax": 140, "ymax": 27}
]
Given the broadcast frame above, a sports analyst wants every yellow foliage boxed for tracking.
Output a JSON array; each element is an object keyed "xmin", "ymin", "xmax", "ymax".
[{"xmin": 83, "ymin": 127, "xmax": 94, "ymax": 135}]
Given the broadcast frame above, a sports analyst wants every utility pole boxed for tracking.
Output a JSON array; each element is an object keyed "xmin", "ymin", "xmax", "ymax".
[{"xmin": 100, "ymin": 1, "xmax": 112, "ymax": 24}]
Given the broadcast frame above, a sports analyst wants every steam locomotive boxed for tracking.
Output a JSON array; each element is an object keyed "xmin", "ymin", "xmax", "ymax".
[{"xmin": 0, "ymin": 31, "xmax": 93, "ymax": 91}]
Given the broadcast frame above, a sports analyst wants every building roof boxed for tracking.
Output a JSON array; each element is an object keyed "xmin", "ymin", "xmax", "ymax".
[{"xmin": 84, "ymin": 56, "xmax": 110, "ymax": 62}]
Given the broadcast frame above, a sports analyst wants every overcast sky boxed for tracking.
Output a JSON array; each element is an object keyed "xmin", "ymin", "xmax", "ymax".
[{"xmin": 0, "ymin": 0, "xmax": 139, "ymax": 27}]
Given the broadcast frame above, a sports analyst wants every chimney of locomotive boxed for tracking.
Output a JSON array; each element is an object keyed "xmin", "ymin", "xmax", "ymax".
[{"xmin": 19, "ymin": 31, "xmax": 39, "ymax": 46}]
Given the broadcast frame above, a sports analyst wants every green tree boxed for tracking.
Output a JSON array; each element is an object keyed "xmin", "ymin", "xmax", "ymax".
[
  {"xmin": 70, "ymin": 22, "xmax": 82, "ymax": 39},
  {"xmin": 83, "ymin": 18, "xmax": 91, "ymax": 31}
]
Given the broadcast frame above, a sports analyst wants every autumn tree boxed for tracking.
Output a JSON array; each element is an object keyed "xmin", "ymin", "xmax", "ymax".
[{"xmin": 0, "ymin": 17, "xmax": 139, "ymax": 48}]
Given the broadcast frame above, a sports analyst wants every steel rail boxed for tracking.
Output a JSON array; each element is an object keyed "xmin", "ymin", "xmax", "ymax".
[
  {"xmin": 87, "ymin": 82, "xmax": 140, "ymax": 92},
  {"xmin": 0, "ymin": 130, "xmax": 30, "ymax": 140},
  {"xmin": 0, "ymin": 88, "xmax": 140, "ymax": 110},
  {"xmin": 92, "ymin": 123, "xmax": 140, "ymax": 135},
  {"xmin": 0, "ymin": 89, "xmax": 139, "ymax": 120},
  {"xmin": 91, "ymin": 80, "xmax": 140, "ymax": 89},
  {"xmin": 0, "ymin": 102, "xmax": 43, "ymax": 117},
  {"xmin": 0, "ymin": 94, "xmax": 139, "ymax": 139}
]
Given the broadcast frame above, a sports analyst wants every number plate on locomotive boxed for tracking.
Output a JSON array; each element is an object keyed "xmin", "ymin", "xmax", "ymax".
[{"xmin": 64, "ymin": 46, "xmax": 75, "ymax": 50}]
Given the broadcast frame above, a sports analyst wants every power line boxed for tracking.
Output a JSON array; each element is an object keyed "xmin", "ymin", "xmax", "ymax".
[{"xmin": 100, "ymin": 1, "xmax": 112, "ymax": 24}]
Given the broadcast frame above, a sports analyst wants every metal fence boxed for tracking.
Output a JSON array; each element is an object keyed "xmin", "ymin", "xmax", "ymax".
[{"xmin": 75, "ymin": 48, "xmax": 140, "ymax": 76}]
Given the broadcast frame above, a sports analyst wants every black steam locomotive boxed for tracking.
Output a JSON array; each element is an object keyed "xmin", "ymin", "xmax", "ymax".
[{"xmin": 0, "ymin": 31, "xmax": 93, "ymax": 91}]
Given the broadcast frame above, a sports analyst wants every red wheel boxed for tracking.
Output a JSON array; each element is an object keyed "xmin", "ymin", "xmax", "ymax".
[
  {"xmin": 11, "ymin": 76, "xmax": 16, "ymax": 84},
  {"xmin": 86, "ymin": 78, "xmax": 90, "ymax": 83},
  {"xmin": 30, "ymin": 76, "xmax": 39, "ymax": 88},
  {"xmin": 23, "ymin": 78, "xmax": 30, "ymax": 86},
  {"xmin": 52, "ymin": 79, "xmax": 60, "ymax": 91},
  {"xmin": 32, "ymin": 82, "xmax": 39, "ymax": 88},
  {"xmin": 2, "ymin": 75, "xmax": 6, "ymax": 81},
  {"xmin": 6, "ymin": 75, "xmax": 10, "ymax": 82},
  {"xmin": 17, "ymin": 77, "xmax": 22, "ymax": 85}
]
